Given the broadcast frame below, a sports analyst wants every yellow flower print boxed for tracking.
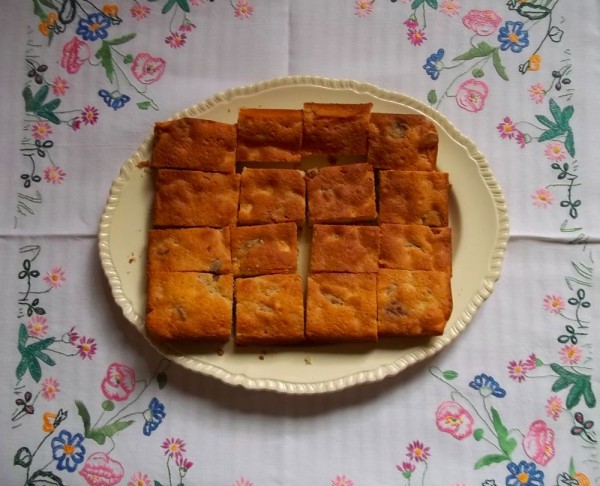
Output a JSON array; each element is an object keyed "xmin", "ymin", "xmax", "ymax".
[
  {"xmin": 38, "ymin": 12, "xmax": 58, "ymax": 37},
  {"xmin": 528, "ymin": 54, "xmax": 542, "ymax": 71}
]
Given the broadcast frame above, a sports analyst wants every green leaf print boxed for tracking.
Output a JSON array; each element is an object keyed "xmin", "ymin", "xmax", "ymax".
[{"xmin": 453, "ymin": 42, "xmax": 495, "ymax": 61}]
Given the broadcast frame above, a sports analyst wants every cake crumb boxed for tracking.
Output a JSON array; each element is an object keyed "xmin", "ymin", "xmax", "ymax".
[
  {"xmin": 304, "ymin": 356, "xmax": 312, "ymax": 365},
  {"xmin": 128, "ymin": 252, "xmax": 136, "ymax": 264},
  {"xmin": 216, "ymin": 347, "xmax": 224, "ymax": 356},
  {"xmin": 258, "ymin": 354, "xmax": 265, "ymax": 361},
  {"xmin": 137, "ymin": 160, "xmax": 149, "ymax": 168}
]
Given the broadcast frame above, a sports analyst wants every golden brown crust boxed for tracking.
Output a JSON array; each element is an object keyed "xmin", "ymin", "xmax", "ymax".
[
  {"xmin": 151, "ymin": 118, "xmax": 236, "ymax": 173},
  {"xmin": 236, "ymin": 108, "xmax": 303, "ymax": 163},
  {"xmin": 306, "ymin": 163, "xmax": 377, "ymax": 224},
  {"xmin": 152, "ymin": 170, "xmax": 240, "ymax": 228},
  {"xmin": 146, "ymin": 272, "xmax": 233, "ymax": 342},
  {"xmin": 231, "ymin": 223, "xmax": 298, "ymax": 277},
  {"xmin": 310, "ymin": 225, "xmax": 380, "ymax": 273},
  {"xmin": 235, "ymin": 274, "xmax": 305, "ymax": 345},
  {"xmin": 306, "ymin": 273, "xmax": 377, "ymax": 343},
  {"xmin": 238, "ymin": 168, "xmax": 305, "ymax": 225},
  {"xmin": 147, "ymin": 227, "xmax": 232, "ymax": 274},
  {"xmin": 379, "ymin": 170, "xmax": 449, "ymax": 226},
  {"xmin": 377, "ymin": 269, "xmax": 452, "ymax": 337},
  {"xmin": 367, "ymin": 113, "xmax": 438, "ymax": 170},
  {"xmin": 379, "ymin": 224, "xmax": 451, "ymax": 274},
  {"xmin": 302, "ymin": 103, "xmax": 372, "ymax": 155}
]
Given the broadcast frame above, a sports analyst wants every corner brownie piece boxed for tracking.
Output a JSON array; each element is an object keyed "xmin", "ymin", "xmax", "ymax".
[
  {"xmin": 147, "ymin": 227, "xmax": 231, "ymax": 274},
  {"xmin": 231, "ymin": 223, "xmax": 298, "ymax": 277},
  {"xmin": 152, "ymin": 170, "xmax": 240, "ymax": 228},
  {"xmin": 367, "ymin": 113, "xmax": 438, "ymax": 171},
  {"xmin": 151, "ymin": 118, "xmax": 236, "ymax": 173},
  {"xmin": 146, "ymin": 272, "xmax": 233, "ymax": 342},
  {"xmin": 302, "ymin": 103, "xmax": 372, "ymax": 156},
  {"xmin": 238, "ymin": 168, "xmax": 305, "ymax": 225},
  {"xmin": 306, "ymin": 163, "xmax": 377, "ymax": 224},
  {"xmin": 236, "ymin": 108, "xmax": 303, "ymax": 163},
  {"xmin": 310, "ymin": 225, "xmax": 379, "ymax": 273},
  {"xmin": 379, "ymin": 170, "xmax": 449, "ymax": 226},
  {"xmin": 379, "ymin": 224, "xmax": 451, "ymax": 274},
  {"xmin": 235, "ymin": 274, "xmax": 304, "ymax": 345},
  {"xmin": 306, "ymin": 273, "xmax": 377, "ymax": 343},
  {"xmin": 377, "ymin": 269, "xmax": 452, "ymax": 337}
]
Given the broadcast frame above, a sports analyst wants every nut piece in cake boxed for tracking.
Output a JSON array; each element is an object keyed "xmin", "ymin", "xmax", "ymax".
[
  {"xmin": 238, "ymin": 168, "xmax": 305, "ymax": 225},
  {"xmin": 302, "ymin": 102, "xmax": 372, "ymax": 156},
  {"xmin": 235, "ymin": 274, "xmax": 304, "ymax": 345},
  {"xmin": 367, "ymin": 113, "xmax": 438, "ymax": 171},
  {"xmin": 146, "ymin": 272, "xmax": 233, "ymax": 342},
  {"xmin": 310, "ymin": 225, "xmax": 380, "ymax": 273},
  {"xmin": 379, "ymin": 224, "xmax": 451, "ymax": 274},
  {"xmin": 236, "ymin": 108, "xmax": 303, "ymax": 163},
  {"xmin": 151, "ymin": 118, "xmax": 236, "ymax": 173},
  {"xmin": 379, "ymin": 170, "xmax": 449, "ymax": 226},
  {"xmin": 152, "ymin": 170, "xmax": 240, "ymax": 228},
  {"xmin": 147, "ymin": 227, "xmax": 232, "ymax": 274},
  {"xmin": 306, "ymin": 273, "xmax": 377, "ymax": 343},
  {"xmin": 306, "ymin": 163, "xmax": 377, "ymax": 224},
  {"xmin": 377, "ymin": 269, "xmax": 452, "ymax": 337},
  {"xmin": 231, "ymin": 223, "xmax": 298, "ymax": 277}
]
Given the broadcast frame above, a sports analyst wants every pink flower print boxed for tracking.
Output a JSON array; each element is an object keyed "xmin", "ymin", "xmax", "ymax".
[
  {"xmin": 439, "ymin": 1, "xmax": 461, "ymax": 17},
  {"xmin": 497, "ymin": 116, "xmax": 518, "ymax": 139},
  {"xmin": 130, "ymin": 5, "xmax": 151, "ymax": 20},
  {"xmin": 100, "ymin": 362, "xmax": 136, "ymax": 401},
  {"xmin": 531, "ymin": 188, "xmax": 553, "ymax": 208},
  {"xmin": 544, "ymin": 294, "xmax": 565, "ymax": 314},
  {"xmin": 61, "ymin": 36, "xmax": 91, "ymax": 74},
  {"xmin": 27, "ymin": 316, "xmax": 48, "ymax": 338},
  {"xmin": 190, "ymin": 0, "xmax": 206, "ymax": 5},
  {"xmin": 67, "ymin": 326, "xmax": 80, "ymax": 344},
  {"xmin": 406, "ymin": 440, "xmax": 430, "ymax": 462},
  {"xmin": 52, "ymin": 76, "xmax": 69, "ymax": 97},
  {"xmin": 435, "ymin": 401, "xmax": 474, "ymax": 439},
  {"xmin": 545, "ymin": 396, "xmax": 563, "ymax": 421},
  {"xmin": 523, "ymin": 353, "xmax": 538, "ymax": 369},
  {"xmin": 31, "ymin": 121, "xmax": 53, "ymax": 140},
  {"xmin": 462, "ymin": 9, "xmax": 502, "ymax": 36},
  {"xmin": 544, "ymin": 142, "xmax": 567, "ymax": 161},
  {"xmin": 355, "ymin": 0, "xmax": 374, "ymax": 17},
  {"xmin": 41, "ymin": 377, "xmax": 60, "ymax": 400},
  {"xmin": 175, "ymin": 453, "xmax": 193, "ymax": 473},
  {"xmin": 79, "ymin": 452, "xmax": 124, "ymax": 486},
  {"xmin": 44, "ymin": 267, "xmax": 66, "ymax": 288},
  {"xmin": 529, "ymin": 83, "xmax": 545, "ymax": 104},
  {"xmin": 44, "ymin": 165, "xmax": 66, "ymax": 185},
  {"xmin": 128, "ymin": 472, "xmax": 152, "ymax": 486},
  {"xmin": 515, "ymin": 130, "xmax": 526, "ymax": 148},
  {"xmin": 162, "ymin": 437, "xmax": 186, "ymax": 457},
  {"xmin": 331, "ymin": 475, "xmax": 354, "ymax": 486},
  {"xmin": 507, "ymin": 360, "xmax": 529, "ymax": 382},
  {"xmin": 455, "ymin": 79, "xmax": 488, "ymax": 112},
  {"xmin": 559, "ymin": 344, "xmax": 582, "ymax": 365},
  {"xmin": 77, "ymin": 336, "xmax": 97, "ymax": 359},
  {"xmin": 234, "ymin": 0, "xmax": 254, "ymax": 19},
  {"xmin": 81, "ymin": 106, "xmax": 99, "ymax": 125},
  {"xmin": 407, "ymin": 28, "xmax": 427, "ymax": 46},
  {"xmin": 131, "ymin": 53, "xmax": 166, "ymax": 85},
  {"xmin": 165, "ymin": 32, "xmax": 187, "ymax": 48},
  {"xmin": 396, "ymin": 461, "xmax": 416, "ymax": 478},
  {"xmin": 523, "ymin": 420, "xmax": 555, "ymax": 466},
  {"xmin": 404, "ymin": 18, "xmax": 418, "ymax": 29},
  {"xmin": 233, "ymin": 478, "xmax": 253, "ymax": 486},
  {"xmin": 179, "ymin": 18, "xmax": 196, "ymax": 31},
  {"xmin": 71, "ymin": 118, "xmax": 82, "ymax": 131}
]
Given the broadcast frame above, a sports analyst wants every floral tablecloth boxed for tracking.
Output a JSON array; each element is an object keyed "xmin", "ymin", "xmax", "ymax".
[{"xmin": 2, "ymin": 1, "xmax": 598, "ymax": 485}]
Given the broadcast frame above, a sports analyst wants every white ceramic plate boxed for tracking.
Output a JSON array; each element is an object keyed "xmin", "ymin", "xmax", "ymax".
[{"xmin": 99, "ymin": 76, "xmax": 509, "ymax": 394}]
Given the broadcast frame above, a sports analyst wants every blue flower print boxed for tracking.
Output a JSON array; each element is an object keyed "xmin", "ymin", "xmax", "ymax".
[
  {"xmin": 51, "ymin": 430, "xmax": 86, "ymax": 472},
  {"xmin": 143, "ymin": 397, "xmax": 166, "ymax": 436},
  {"xmin": 98, "ymin": 89, "xmax": 131, "ymax": 111},
  {"xmin": 506, "ymin": 460, "xmax": 544, "ymax": 486},
  {"xmin": 498, "ymin": 21, "xmax": 529, "ymax": 53},
  {"xmin": 469, "ymin": 373, "xmax": 506, "ymax": 398},
  {"xmin": 76, "ymin": 13, "xmax": 111, "ymax": 41},
  {"xmin": 423, "ymin": 48, "xmax": 445, "ymax": 80}
]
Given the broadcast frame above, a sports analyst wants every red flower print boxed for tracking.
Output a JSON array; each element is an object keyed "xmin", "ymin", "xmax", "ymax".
[
  {"xmin": 406, "ymin": 440, "xmax": 430, "ymax": 462},
  {"xmin": 190, "ymin": 0, "xmax": 206, "ymax": 5},
  {"xmin": 44, "ymin": 267, "xmax": 66, "ymax": 288},
  {"xmin": 354, "ymin": 0, "xmax": 374, "ymax": 18},
  {"xmin": 165, "ymin": 32, "xmax": 187, "ymax": 48},
  {"xmin": 179, "ymin": 18, "xmax": 196, "ymax": 31},
  {"xmin": 544, "ymin": 294, "xmax": 565, "ymax": 314},
  {"xmin": 77, "ymin": 336, "xmax": 97, "ymax": 359},
  {"xmin": 529, "ymin": 83, "xmax": 545, "ymax": 104},
  {"xmin": 61, "ymin": 36, "xmax": 91, "ymax": 74},
  {"xmin": 497, "ymin": 116, "xmax": 518, "ymax": 139},
  {"xmin": 79, "ymin": 452, "xmax": 124, "ymax": 486},
  {"xmin": 127, "ymin": 472, "xmax": 152, "ymax": 486},
  {"xmin": 407, "ymin": 28, "xmax": 427, "ymax": 46},
  {"xmin": 531, "ymin": 188, "xmax": 553, "ymax": 208},
  {"xmin": 162, "ymin": 437, "xmax": 186, "ymax": 457},
  {"xmin": 175, "ymin": 453, "xmax": 194, "ymax": 472},
  {"xmin": 131, "ymin": 53, "xmax": 166, "ymax": 85},
  {"xmin": 31, "ymin": 121, "xmax": 53, "ymax": 140},
  {"xmin": 233, "ymin": 478, "xmax": 253, "ymax": 486},
  {"xmin": 331, "ymin": 475, "xmax": 354, "ymax": 486},
  {"xmin": 130, "ymin": 5, "xmax": 151, "ymax": 20},
  {"xmin": 559, "ymin": 344, "xmax": 582, "ymax": 365},
  {"xmin": 234, "ymin": 0, "xmax": 254, "ymax": 19},
  {"xmin": 52, "ymin": 76, "xmax": 70, "ymax": 97},
  {"xmin": 27, "ymin": 316, "xmax": 48, "ymax": 338},
  {"xmin": 44, "ymin": 166, "xmax": 66, "ymax": 185},
  {"xmin": 81, "ymin": 106, "xmax": 99, "ymax": 125},
  {"xmin": 435, "ymin": 401, "xmax": 474, "ymax": 439},
  {"xmin": 41, "ymin": 377, "xmax": 60, "ymax": 400},
  {"xmin": 544, "ymin": 142, "xmax": 567, "ymax": 161},
  {"xmin": 100, "ymin": 362, "xmax": 136, "ymax": 402},
  {"xmin": 404, "ymin": 18, "xmax": 418, "ymax": 29},
  {"xmin": 455, "ymin": 79, "xmax": 488, "ymax": 112},
  {"xmin": 67, "ymin": 326, "xmax": 79, "ymax": 344},
  {"xmin": 523, "ymin": 420, "xmax": 555, "ymax": 466},
  {"xmin": 71, "ymin": 118, "xmax": 82, "ymax": 131},
  {"xmin": 462, "ymin": 9, "xmax": 502, "ymax": 36},
  {"xmin": 523, "ymin": 353, "xmax": 538, "ymax": 369},
  {"xmin": 545, "ymin": 396, "xmax": 563, "ymax": 421},
  {"xmin": 439, "ymin": 1, "xmax": 461, "ymax": 17}
]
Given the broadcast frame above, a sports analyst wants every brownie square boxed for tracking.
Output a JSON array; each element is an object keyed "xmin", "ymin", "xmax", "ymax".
[
  {"xmin": 151, "ymin": 118, "xmax": 236, "ymax": 173},
  {"xmin": 236, "ymin": 108, "xmax": 303, "ymax": 163},
  {"xmin": 238, "ymin": 168, "xmax": 305, "ymax": 225},
  {"xmin": 379, "ymin": 224, "xmax": 451, "ymax": 273},
  {"xmin": 377, "ymin": 269, "xmax": 452, "ymax": 337},
  {"xmin": 302, "ymin": 103, "xmax": 372, "ymax": 155},
  {"xmin": 367, "ymin": 113, "xmax": 438, "ymax": 171},
  {"xmin": 234, "ymin": 274, "xmax": 305, "ymax": 345},
  {"xmin": 379, "ymin": 170, "xmax": 449, "ymax": 226},
  {"xmin": 152, "ymin": 170, "xmax": 240, "ymax": 228},
  {"xmin": 306, "ymin": 273, "xmax": 377, "ymax": 343},
  {"xmin": 146, "ymin": 272, "xmax": 233, "ymax": 342},
  {"xmin": 310, "ymin": 225, "xmax": 379, "ymax": 273},
  {"xmin": 306, "ymin": 163, "xmax": 377, "ymax": 224},
  {"xmin": 147, "ymin": 227, "xmax": 231, "ymax": 274},
  {"xmin": 231, "ymin": 223, "xmax": 298, "ymax": 277}
]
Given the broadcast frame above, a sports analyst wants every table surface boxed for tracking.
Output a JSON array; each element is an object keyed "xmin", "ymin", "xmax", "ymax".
[{"xmin": 2, "ymin": 1, "xmax": 598, "ymax": 485}]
